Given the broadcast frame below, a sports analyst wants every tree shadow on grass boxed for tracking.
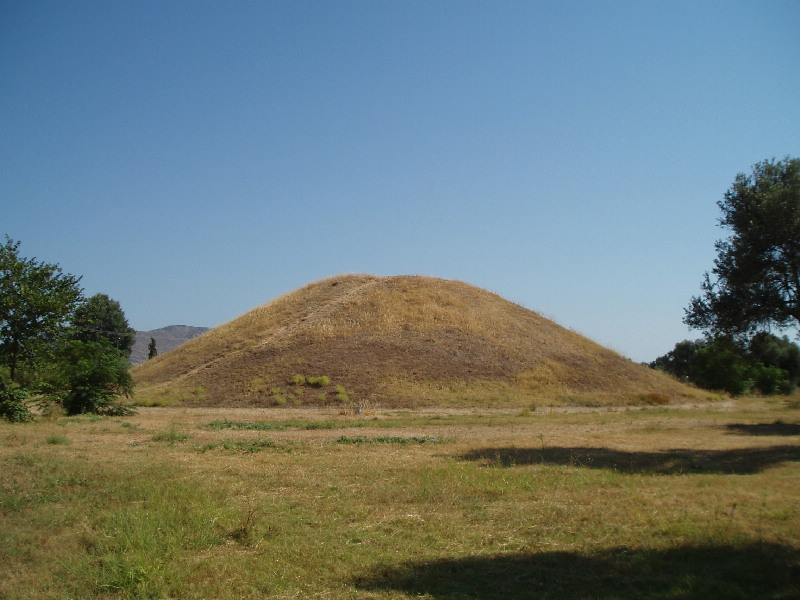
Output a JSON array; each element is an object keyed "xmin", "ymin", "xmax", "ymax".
[
  {"xmin": 354, "ymin": 543, "xmax": 799, "ymax": 600},
  {"xmin": 454, "ymin": 445, "xmax": 800, "ymax": 474},
  {"xmin": 726, "ymin": 421, "xmax": 800, "ymax": 437}
]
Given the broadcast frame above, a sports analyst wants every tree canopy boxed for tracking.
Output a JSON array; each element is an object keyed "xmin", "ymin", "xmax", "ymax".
[
  {"xmin": 0, "ymin": 236, "xmax": 83, "ymax": 381},
  {"xmin": 73, "ymin": 293, "xmax": 136, "ymax": 358},
  {"xmin": 685, "ymin": 157, "xmax": 800, "ymax": 338}
]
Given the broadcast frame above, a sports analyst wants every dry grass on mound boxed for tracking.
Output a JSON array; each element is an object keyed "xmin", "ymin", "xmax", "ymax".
[{"xmin": 133, "ymin": 275, "xmax": 702, "ymax": 408}]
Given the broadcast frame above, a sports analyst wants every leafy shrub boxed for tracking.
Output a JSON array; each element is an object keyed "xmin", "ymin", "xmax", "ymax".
[
  {"xmin": 335, "ymin": 385, "xmax": 349, "ymax": 403},
  {"xmin": 48, "ymin": 341, "xmax": 135, "ymax": 415},
  {"xmin": 290, "ymin": 374, "xmax": 306, "ymax": 385},
  {"xmin": 0, "ymin": 376, "xmax": 33, "ymax": 422},
  {"xmin": 752, "ymin": 364, "xmax": 790, "ymax": 395}
]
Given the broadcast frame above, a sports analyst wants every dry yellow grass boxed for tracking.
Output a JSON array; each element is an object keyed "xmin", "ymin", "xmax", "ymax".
[
  {"xmin": 2, "ymin": 397, "xmax": 798, "ymax": 599},
  {"xmin": 133, "ymin": 274, "xmax": 702, "ymax": 408}
]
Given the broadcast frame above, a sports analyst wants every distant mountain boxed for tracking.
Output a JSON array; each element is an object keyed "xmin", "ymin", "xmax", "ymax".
[{"xmin": 130, "ymin": 325, "xmax": 209, "ymax": 365}]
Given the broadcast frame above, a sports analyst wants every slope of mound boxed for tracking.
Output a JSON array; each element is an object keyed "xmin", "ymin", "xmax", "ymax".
[{"xmin": 132, "ymin": 275, "xmax": 700, "ymax": 408}]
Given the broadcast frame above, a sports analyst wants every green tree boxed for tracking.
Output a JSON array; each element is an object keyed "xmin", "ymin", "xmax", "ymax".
[
  {"xmin": 691, "ymin": 337, "xmax": 754, "ymax": 396},
  {"xmin": 48, "ymin": 340, "xmax": 134, "ymax": 415},
  {"xmin": 748, "ymin": 332, "xmax": 800, "ymax": 394},
  {"xmin": 649, "ymin": 339, "xmax": 703, "ymax": 382},
  {"xmin": 147, "ymin": 337, "xmax": 158, "ymax": 359},
  {"xmin": 685, "ymin": 157, "xmax": 800, "ymax": 338},
  {"xmin": 0, "ymin": 236, "xmax": 83, "ymax": 381},
  {"xmin": 72, "ymin": 293, "xmax": 136, "ymax": 358}
]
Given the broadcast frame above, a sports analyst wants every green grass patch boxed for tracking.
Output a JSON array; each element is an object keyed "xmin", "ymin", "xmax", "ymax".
[
  {"xmin": 335, "ymin": 435, "xmax": 445, "ymax": 444},
  {"xmin": 198, "ymin": 438, "xmax": 277, "ymax": 453},
  {"xmin": 206, "ymin": 418, "xmax": 349, "ymax": 431},
  {"xmin": 205, "ymin": 419, "xmax": 288, "ymax": 431},
  {"xmin": 45, "ymin": 434, "xmax": 69, "ymax": 445}
]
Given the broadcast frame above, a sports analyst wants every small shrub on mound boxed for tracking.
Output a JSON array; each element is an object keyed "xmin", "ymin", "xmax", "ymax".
[
  {"xmin": 335, "ymin": 385, "xmax": 349, "ymax": 403},
  {"xmin": 306, "ymin": 376, "xmax": 330, "ymax": 388}
]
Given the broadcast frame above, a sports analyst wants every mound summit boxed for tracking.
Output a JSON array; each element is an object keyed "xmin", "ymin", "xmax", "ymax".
[{"xmin": 132, "ymin": 275, "xmax": 697, "ymax": 407}]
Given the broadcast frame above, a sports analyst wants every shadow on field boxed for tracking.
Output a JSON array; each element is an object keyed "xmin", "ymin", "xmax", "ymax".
[
  {"xmin": 353, "ymin": 543, "xmax": 800, "ymax": 600},
  {"xmin": 455, "ymin": 445, "xmax": 800, "ymax": 474},
  {"xmin": 726, "ymin": 421, "xmax": 800, "ymax": 436}
]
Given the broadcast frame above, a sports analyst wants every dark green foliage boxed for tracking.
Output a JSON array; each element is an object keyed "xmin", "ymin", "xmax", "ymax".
[
  {"xmin": 0, "ymin": 236, "xmax": 83, "ymax": 381},
  {"xmin": 685, "ymin": 157, "xmax": 800, "ymax": 337},
  {"xmin": 691, "ymin": 337, "xmax": 753, "ymax": 396},
  {"xmin": 748, "ymin": 332, "xmax": 800, "ymax": 393},
  {"xmin": 651, "ymin": 333, "xmax": 800, "ymax": 395},
  {"xmin": 0, "ymin": 375, "xmax": 33, "ymax": 422},
  {"xmin": 48, "ymin": 340, "xmax": 135, "ymax": 415},
  {"xmin": 0, "ymin": 238, "xmax": 137, "ymax": 416},
  {"xmin": 72, "ymin": 293, "xmax": 136, "ymax": 358},
  {"xmin": 648, "ymin": 339, "xmax": 703, "ymax": 381},
  {"xmin": 147, "ymin": 337, "xmax": 157, "ymax": 359}
]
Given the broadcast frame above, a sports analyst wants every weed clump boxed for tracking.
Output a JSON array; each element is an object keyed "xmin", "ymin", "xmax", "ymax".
[
  {"xmin": 306, "ymin": 376, "xmax": 330, "ymax": 388},
  {"xmin": 45, "ymin": 434, "xmax": 69, "ymax": 445}
]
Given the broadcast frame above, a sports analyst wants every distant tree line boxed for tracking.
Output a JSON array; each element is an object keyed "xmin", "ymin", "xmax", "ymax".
[
  {"xmin": 0, "ymin": 236, "xmax": 135, "ymax": 421},
  {"xmin": 652, "ymin": 157, "xmax": 800, "ymax": 396},
  {"xmin": 650, "ymin": 333, "xmax": 800, "ymax": 396}
]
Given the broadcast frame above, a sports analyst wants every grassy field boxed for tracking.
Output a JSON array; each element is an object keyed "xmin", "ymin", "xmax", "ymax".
[{"xmin": 2, "ymin": 398, "xmax": 798, "ymax": 599}]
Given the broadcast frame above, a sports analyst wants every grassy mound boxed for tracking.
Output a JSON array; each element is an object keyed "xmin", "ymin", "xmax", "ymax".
[{"xmin": 132, "ymin": 275, "xmax": 700, "ymax": 407}]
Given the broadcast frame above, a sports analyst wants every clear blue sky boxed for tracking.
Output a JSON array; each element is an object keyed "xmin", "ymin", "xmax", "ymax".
[{"xmin": 2, "ymin": 1, "xmax": 798, "ymax": 362}]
